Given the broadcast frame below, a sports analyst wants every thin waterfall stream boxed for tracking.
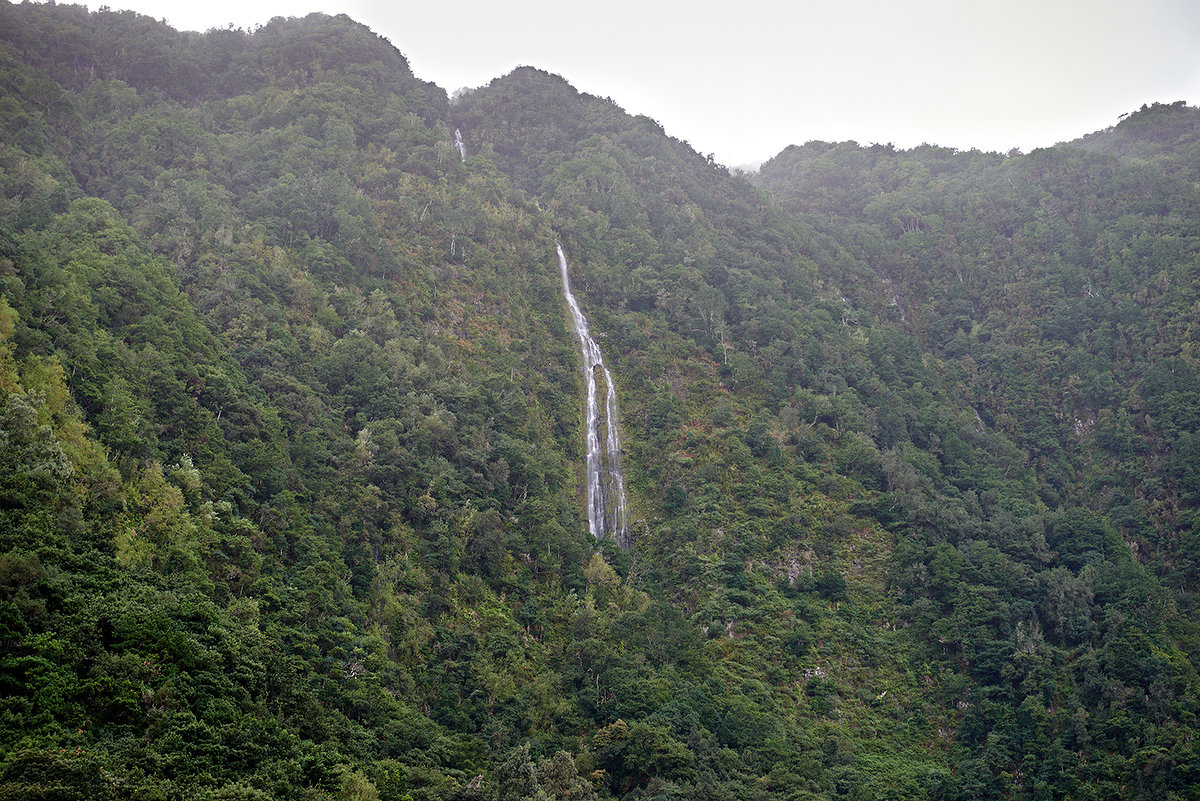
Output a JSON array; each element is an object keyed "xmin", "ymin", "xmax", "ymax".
[
  {"xmin": 557, "ymin": 244, "xmax": 628, "ymax": 544},
  {"xmin": 453, "ymin": 128, "xmax": 466, "ymax": 162}
]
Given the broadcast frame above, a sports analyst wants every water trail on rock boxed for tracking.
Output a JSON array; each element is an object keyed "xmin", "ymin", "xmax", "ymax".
[{"xmin": 557, "ymin": 244, "xmax": 628, "ymax": 543}]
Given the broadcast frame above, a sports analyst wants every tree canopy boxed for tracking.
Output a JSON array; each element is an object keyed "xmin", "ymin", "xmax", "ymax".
[{"xmin": 1, "ymin": 3, "xmax": 1199, "ymax": 800}]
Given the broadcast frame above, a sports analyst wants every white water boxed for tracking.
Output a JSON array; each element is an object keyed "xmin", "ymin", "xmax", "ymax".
[
  {"xmin": 557, "ymin": 245, "xmax": 628, "ymax": 543},
  {"xmin": 453, "ymin": 128, "xmax": 466, "ymax": 162}
]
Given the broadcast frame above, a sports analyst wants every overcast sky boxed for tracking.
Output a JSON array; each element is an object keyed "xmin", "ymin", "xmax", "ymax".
[{"xmin": 69, "ymin": 0, "xmax": 1200, "ymax": 167}]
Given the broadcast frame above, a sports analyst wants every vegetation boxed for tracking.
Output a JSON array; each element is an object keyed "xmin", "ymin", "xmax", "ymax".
[{"xmin": 1, "ymin": 3, "xmax": 1198, "ymax": 799}]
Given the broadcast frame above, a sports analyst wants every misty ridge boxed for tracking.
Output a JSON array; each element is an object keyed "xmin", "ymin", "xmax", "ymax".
[{"xmin": 1, "ymin": 4, "xmax": 1200, "ymax": 801}]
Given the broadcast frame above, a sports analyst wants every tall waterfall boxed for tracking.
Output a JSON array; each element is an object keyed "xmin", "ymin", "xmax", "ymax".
[
  {"xmin": 557, "ymin": 245, "xmax": 628, "ymax": 543},
  {"xmin": 453, "ymin": 128, "xmax": 466, "ymax": 162}
]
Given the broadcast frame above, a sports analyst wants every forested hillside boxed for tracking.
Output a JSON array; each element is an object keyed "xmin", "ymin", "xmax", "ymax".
[{"xmin": 1, "ymin": 3, "xmax": 1198, "ymax": 800}]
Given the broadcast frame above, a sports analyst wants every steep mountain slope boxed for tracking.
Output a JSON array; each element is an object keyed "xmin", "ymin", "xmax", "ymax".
[
  {"xmin": 461, "ymin": 71, "xmax": 1200, "ymax": 798},
  {"xmin": 753, "ymin": 105, "xmax": 1200, "ymax": 570},
  {"xmin": 0, "ymin": 6, "xmax": 599, "ymax": 799},
  {"xmin": 0, "ymin": 3, "xmax": 1198, "ymax": 800},
  {"xmin": 752, "ymin": 105, "xmax": 1200, "ymax": 798}
]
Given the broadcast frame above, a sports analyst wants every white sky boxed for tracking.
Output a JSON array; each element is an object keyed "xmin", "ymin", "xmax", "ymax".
[{"xmin": 66, "ymin": 0, "xmax": 1200, "ymax": 167}]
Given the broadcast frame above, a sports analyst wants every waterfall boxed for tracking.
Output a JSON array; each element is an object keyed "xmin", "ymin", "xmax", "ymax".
[
  {"xmin": 453, "ymin": 128, "xmax": 466, "ymax": 162},
  {"xmin": 557, "ymin": 245, "xmax": 628, "ymax": 544}
]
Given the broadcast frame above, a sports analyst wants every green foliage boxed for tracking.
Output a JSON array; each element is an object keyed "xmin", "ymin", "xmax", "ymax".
[{"xmin": 1, "ymin": 2, "xmax": 1199, "ymax": 798}]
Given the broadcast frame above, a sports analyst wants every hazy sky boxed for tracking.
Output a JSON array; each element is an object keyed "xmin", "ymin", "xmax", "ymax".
[{"xmin": 69, "ymin": 0, "xmax": 1200, "ymax": 167}]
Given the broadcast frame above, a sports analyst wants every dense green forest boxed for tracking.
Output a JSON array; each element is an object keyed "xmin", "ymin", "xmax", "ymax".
[{"xmin": 1, "ymin": 3, "xmax": 1198, "ymax": 799}]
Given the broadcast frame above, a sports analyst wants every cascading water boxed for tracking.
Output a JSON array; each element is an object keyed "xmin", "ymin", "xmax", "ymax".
[
  {"xmin": 557, "ymin": 244, "xmax": 628, "ymax": 544},
  {"xmin": 453, "ymin": 128, "xmax": 466, "ymax": 162}
]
